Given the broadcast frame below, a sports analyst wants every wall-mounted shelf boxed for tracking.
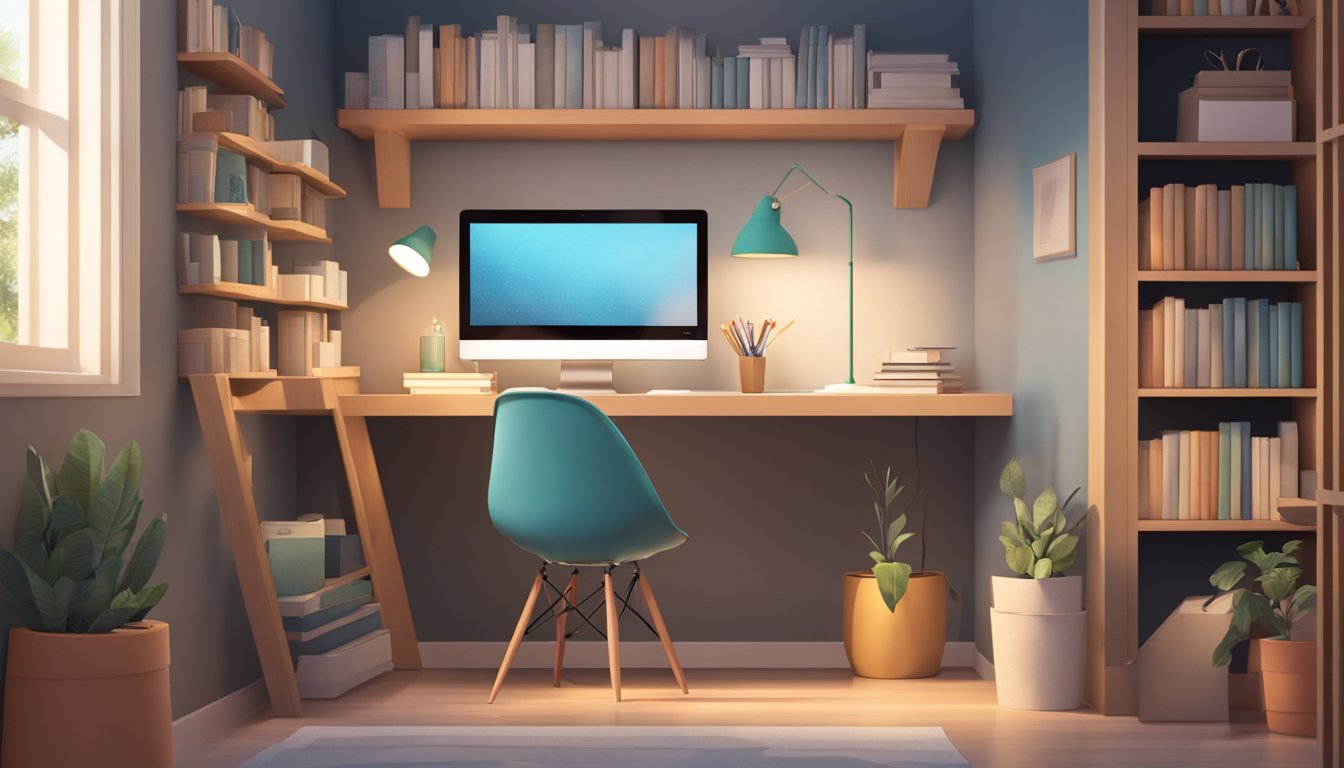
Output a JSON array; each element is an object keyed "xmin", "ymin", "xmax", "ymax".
[
  {"xmin": 1137, "ymin": 519, "xmax": 1316, "ymax": 532},
  {"xmin": 179, "ymin": 282, "xmax": 349, "ymax": 311},
  {"xmin": 176, "ymin": 203, "xmax": 332, "ymax": 243},
  {"xmin": 177, "ymin": 52, "xmax": 287, "ymax": 108},
  {"xmin": 1136, "ymin": 15, "xmax": 1311, "ymax": 35},
  {"xmin": 1137, "ymin": 270, "xmax": 1317, "ymax": 283},
  {"xmin": 186, "ymin": 131, "xmax": 347, "ymax": 198},
  {"xmin": 1137, "ymin": 141, "xmax": 1318, "ymax": 159},
  {"xmin": 336, "ymin": 108, "xmax": 976, "ymax": 210},
  {"xmin": 1138, "ymin": 388, "xmax": 1321, "ymax": 398}
]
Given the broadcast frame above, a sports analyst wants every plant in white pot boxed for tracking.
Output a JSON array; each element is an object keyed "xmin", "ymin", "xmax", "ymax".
[
  {"xmin": 842, "ymin": 465, "xmax": 948, "ymax": 679},
  {"xmin": 990, "ymin": 459, "xmax": 1087, "ymax": 710},
  {"xmin": 0, "ymin": 429, "xmax": 172, "ymax": 768},
  {"xmin": 1206, "ymin": 540, "xmax": 1317, "ymax": 736}
]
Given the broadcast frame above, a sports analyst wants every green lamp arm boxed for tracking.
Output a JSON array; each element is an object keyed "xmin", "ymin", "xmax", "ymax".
[{"xmin": 767, "ymin": 163, "xmax": 856, "ymax": 386}]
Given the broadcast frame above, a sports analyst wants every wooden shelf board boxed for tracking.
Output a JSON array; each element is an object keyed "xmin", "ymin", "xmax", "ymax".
[
  {"xmin": 179, "ymin": 282, "xmax": 348, "ymax": 311},
  {"xmin": 1322, "ymin": 124, "xmax": 1344, "ymax": 143},
  {"xmin": 1138, "ymin": 519, "xmax": 1315, "ymax": 532},
  {"xmin": 337, "ymin": 108, "xmax": 975, "ymax": 210},
  {"xmin": 1138, "ymin": 387, "xmax": 1320, "ymax": 397},
  {"xmin": 178, "ymin": 370, "xmax": 278, "ymax": 382},
  {"xmin": 339, "ymin": 391, "xmax": 1014, "ymax": 418},
  {"xmin": 176, "ymin": 203, "xmax": 332, "ymax": 243},
  {"xmin": 177, "ymin": 52, "xmax": 287, "ymax": 108},
  {"xmin": 1137, "ymin": 270, "xmax": 1317, "ymax": 282},
  {"xmin": 311, "ymin": 366, "xmax": 361, "ymax": 379},
  {"xmin": 185, "ymin": 132, "xmax": 346, "ymax": 198},
  {"xmin": 1136, "ymin": 15, "xmax": 1311, "ymax": 35},
  {"xmin": 1137, "ymin": 142, "xmax": 1317, "ymax": 159},
  {"xmin": 324, "ymin": 567, "xmax": 372, "ymax": 591}
]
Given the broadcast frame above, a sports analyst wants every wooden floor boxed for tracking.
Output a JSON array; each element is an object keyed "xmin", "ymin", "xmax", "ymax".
[{"xmin": 184, "ymin": 668, "xmax": 1317, "ymax": 768}]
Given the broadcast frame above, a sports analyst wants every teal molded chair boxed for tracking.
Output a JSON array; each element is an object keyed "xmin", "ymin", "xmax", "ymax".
[{"xmin": 487, "ymin": 389, "xmax": 689, "ymax": 703}]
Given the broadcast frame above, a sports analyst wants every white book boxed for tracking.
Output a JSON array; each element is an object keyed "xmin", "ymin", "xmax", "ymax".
[
  {"xmin": 553, "ymin": 28, "xmax": 567, "ymax": 109},
  {"xmin": 1269, "ymin": 437, "xmax": 1281, "ymax": 521},
  {"xmin": 749, "ymin": 58, "xmax": 764, "ymax": 109},
  {"xmin": 498, "ymin": 15, "xmax": 512, "ymax": 109},
  {"xmin": 1251, "ymin": 437, "xmax": 1263, "ymax": 520},
  {"xmin": 1178, "ymin": 431, "xmax": 1191, "ymax": 520},
  {"xmin": 782, "ymin": 55, "xmax": 796, "ymax": 108},
  {"xmin": 770, "ymin": 57, "xmax": 783, "ymax": 108},
  {"xmin": 344, "ymin": 72, "xmax": 369, "ymax": 109},
  {"xmin": 404, "ymin": 72, "xmax": 420, "ymax": 109},
  {"xmin": 593, "ymin": 49, "xmax": 605, "ymax": 108},
  {"xmin": 419, "ymin": 26, "xmax": 433, "ymax": 109},
  {"xmin": 1278, "ymin": 420, "xmax": 1299, "ymax": 497},
  {"xmin": 479, "ymin": 34, "xmax": 497, "ymax": 109},
  {"xmin": 385, "ymin": 36, "xmax": 405, "ymax": 109},
  {"xmin": 583, "ymin": 28, "xmax": 596, "ymax": 108},
  {"xmin": 518, "ymin": 43, "xmax": 536, "ymax": 109},
  {"xmin": 620, "ymin": 28, "xmax": 636, "ymax": 109}
]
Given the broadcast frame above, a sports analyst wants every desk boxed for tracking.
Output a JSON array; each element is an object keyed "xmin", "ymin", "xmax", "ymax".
[{"xmin": 190, "ymin": 374, "xmax": 1012, "ymax": 715}]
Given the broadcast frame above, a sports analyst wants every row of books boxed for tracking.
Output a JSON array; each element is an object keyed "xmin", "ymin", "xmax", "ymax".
[
  {"xmin": 872, "ymin": 348, "xmax": 962, "ymax": 393},
  {"xmin": 177, "ymin": 233, "xmax": 272, "ymax": 288},
  {"xmin": 178, "ymin": 140, "xmax": 326, "ymax": 229},
  {"xmin": 177, "ymin": 0, "xmax": 276, "ymax": 78},
  {"xmin": 178, "ymin": 299, "xmax": 272, "ymax": 376},
  {"xmin": 283, "ymin": 261, "xmax": 349, "ymax": 307},
  {"xmin": 277, "ymin": 310, "xmax": 344, "ymax": 376},
  {"xmin": 1149, "ymin": 0, "xmax": 1286, "ymax": 15},
  {"xmin": 403, "ymin": 371, "xmax": 497, "ymax": 395},
  {"xmin": 1139, "ymin": 183, "xmax": 1298, "ymax": 272},
  {"xmin": 350, "ymin": 16, "xmax": 958, "ymax": 111},
  {"xmin": 178, "ymin": 88, "xmax": 276, "ymax": 142},
  {"xmin": 1139, "ymin": 297, "xmax": 1303, "ymax": 389},
  {"xmin": 1137, "ymin": 421, "xmax": 1299, "ymax": 522},
  {"xmin": 279, "ymin": 578, "xmax": 393, "ymax": 698}
]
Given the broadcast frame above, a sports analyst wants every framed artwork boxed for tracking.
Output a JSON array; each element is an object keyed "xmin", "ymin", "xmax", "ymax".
[{"xmin": 1032, "ymin": 152, "xmax": 1076, "ymax": 262}]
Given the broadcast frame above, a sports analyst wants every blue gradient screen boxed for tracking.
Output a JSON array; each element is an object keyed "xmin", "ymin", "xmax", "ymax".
[{"xmin": 469, "ymin": 222, "xmax": 699, "ymax": 327}]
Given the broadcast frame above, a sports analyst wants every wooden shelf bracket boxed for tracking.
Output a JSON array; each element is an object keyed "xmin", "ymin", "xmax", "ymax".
[
  {"xmin": 373, "ymin": 129, "xmax": 412, "ymax": 209},
  {"xmin": 893, "ymin": 125, "xmax": 946, "ymax": 209}
]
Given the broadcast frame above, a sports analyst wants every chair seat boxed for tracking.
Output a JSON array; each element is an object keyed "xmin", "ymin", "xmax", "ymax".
[{"xmin": 506, "ymin": 522, "xmax": 688, "ymax": 566}]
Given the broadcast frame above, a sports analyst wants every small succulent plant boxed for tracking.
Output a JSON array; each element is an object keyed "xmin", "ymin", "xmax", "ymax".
[
  {"xmin": 861, "ymin": 465, "xmax": 915, "ymax": 612},
  {"xmin": 1205, "ymin": 539, "xmax": 1316, "ymax": 667},
  {"xmin": 997, "ymin": 459, "xmax": 1085, "ymax": 579}
]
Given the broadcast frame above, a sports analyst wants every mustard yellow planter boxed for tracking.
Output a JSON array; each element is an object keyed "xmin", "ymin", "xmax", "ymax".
[{"xmin": 843, "ymin": 570, "xmax": 947, "ymax": 679}]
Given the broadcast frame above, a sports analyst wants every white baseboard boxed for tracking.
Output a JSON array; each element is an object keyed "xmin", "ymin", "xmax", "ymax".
[
  {"xmin": 172, "ymin": 679, "xmax": 268, "ymax": 768},
  {"xmin": 973, "ymin": 648, "xmax": 995, "ymax": 681},
  {"xmin": 420, "ymin": 641, "xmax": 978, "ymax": 670}
]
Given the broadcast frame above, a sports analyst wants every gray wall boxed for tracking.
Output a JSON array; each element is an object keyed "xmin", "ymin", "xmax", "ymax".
[{"xmin": 970, "ymin": 0, "xmax": 1091, "ymax": 660}]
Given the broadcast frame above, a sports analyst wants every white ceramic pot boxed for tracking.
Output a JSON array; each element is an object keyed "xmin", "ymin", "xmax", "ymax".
[
  {"xmin": 992, "ymin": 574, "xmax": 1081, "ymax": 614},
  {"xmin": 990, "ymin": 607, "xmax": 1086, "ymax": 710}
]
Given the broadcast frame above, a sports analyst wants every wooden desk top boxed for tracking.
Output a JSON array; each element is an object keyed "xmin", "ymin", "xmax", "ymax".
[{"xmin": 338, "ymin": 391, "xmax": 1013, "ymax": 418}]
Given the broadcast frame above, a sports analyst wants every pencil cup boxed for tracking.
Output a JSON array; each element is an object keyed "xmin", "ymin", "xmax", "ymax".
[{"xmin": 738, "ymin": 356, "xmax": 766, "ymax": 393}]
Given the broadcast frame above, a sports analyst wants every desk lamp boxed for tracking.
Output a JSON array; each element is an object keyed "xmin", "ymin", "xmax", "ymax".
[
  {"xmin": 730, "ymin": 163, "xmax": 858, "ymax": 390},
  {"xmin": 388, "ymin": 225, "xmax": 437, "ymax": 277}
]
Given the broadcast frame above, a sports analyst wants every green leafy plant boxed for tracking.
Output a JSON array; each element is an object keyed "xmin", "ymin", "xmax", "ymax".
[
  {"xmin": 997, "ymin": 459, "xmax": 1084, "ymax": 579},
  {"xmin": 1205, "ymin": 540, "xmax": 1316, "ymax": 667},
  {"xmin": 861, "ymin": 465, "xmax": 915, "ymax": 612},
  {"xmin": 0, "ymin": 429, "xmax": 167, "ymax": 633}
]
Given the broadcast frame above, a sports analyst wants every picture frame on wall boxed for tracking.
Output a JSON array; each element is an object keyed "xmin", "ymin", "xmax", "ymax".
[{"xmin": 1032, "ymin": 152, "xmax": 1076, "ymax": 262}]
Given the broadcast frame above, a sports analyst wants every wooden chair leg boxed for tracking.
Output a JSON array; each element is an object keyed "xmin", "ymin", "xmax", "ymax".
[
  {"xmin": 603, "ymin": 570, "xmax": 622, "ymax": 702},
  {"xmin": 638, "ymin": 571, "xmax": 689, "ymax": 694},
  {"xmin": 488, "ymin": 571, "xmax": 544, "ymax": 704},
  {"xmin": 554, "ymin": 570, "xmax": 579, "ymax": 687}
]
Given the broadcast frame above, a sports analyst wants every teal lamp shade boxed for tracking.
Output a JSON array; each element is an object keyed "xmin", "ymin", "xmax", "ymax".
[
  {"xmin": 388, "ymin": 225, "xmax": 437, "ymax": 277},
  {"xmin": 730, "ymin": 196, "xmax": 799, "ymax": 258}
]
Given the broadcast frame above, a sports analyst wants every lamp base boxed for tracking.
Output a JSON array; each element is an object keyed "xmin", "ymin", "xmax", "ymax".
[{"xmin": 817, "ymin": 382, "xmax": 875, "ymax": 393}]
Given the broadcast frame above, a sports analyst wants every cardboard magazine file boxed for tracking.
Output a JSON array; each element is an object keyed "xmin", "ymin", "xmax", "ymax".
[{"xmin": 1134, "ymin": 594, "xmax": 1234, "ymax": 722}]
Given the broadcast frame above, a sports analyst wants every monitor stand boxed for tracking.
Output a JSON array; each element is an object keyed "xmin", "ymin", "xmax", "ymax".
[{"xmin": 558, "ymin": 361, "xmax": 616, "ymax": 394}]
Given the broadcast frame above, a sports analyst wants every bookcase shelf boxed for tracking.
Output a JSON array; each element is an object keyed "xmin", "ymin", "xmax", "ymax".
[
  {"xmin": 1137, "ymin": 141, "xmax": 1318, "ymax": 159},
  {"xmin": 1138, "ymin": 388, "xmax": 1320, "ymax": 398},
  {"xmin": 1137, "ymin": 270, "xmax": 1317, "ymax": 283},
  {"xmin": 179, "ymin": 281, "xmax": 349, "ymax": 311},
  {"xmin": 186, "ymin": 131, "xmax": 347, "ymax": 198},
  {"xmin": 1136, "ymin": 15, "xmax": 1311, "ymax": 35},
  {"xmin": 176, "ymin": 203, "xmax": 332, "ymax": 243},
  {"xmin": 177, "ymin": 52, "xmax": 287, "ymax": 108},
  {"xmin": 336, "ymin": 108, "xmax": 976, "ymax": 209},
  {"xmin": 1137, "ymin": 519, "xmax": 1315, "ymax": 532}
]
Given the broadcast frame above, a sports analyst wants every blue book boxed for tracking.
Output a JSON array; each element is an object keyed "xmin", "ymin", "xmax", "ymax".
[
  {"xmin": 796, "ymin": 26, "xmax": 810, "ymax": 108},
  {"xmin": 1290, "ymin": 302, "xmax": 1302, "ymax": 388},
  {"xmin": 817, "ymin": 25, "xmax": 829, "ymax": 109},
  {"xmin": 565, "ymin": 25, "xmax": 583, "ymax": 108},
  {"xmin": 1222, "ymin": 298, "xmax": 1235, "ymax": 386},
  {"xmin": 1195, "ymin": 0, "xmax": 1209, "ymax": 13},
  {"xmin": 281, "ymin": 593, "xmax": 372, "ymax": 633},
  {"xmin": 736, "ymin": 57, "xmax": 749, "ymax": 111},
  {"xmin": 1248, "ymin": 184, "xmax": 1259, "ymax": 270},
  {"xmin": 806, "ymin": 26, "xmax": 818, "ymax": 108},
  {"xmin": 1273, "ymin": 184, "xmax": 1285, "ymax": 269},
  {"xmin": 1256, "ymin": 298, "xmax": 1270, "ymax": 387},
  {"xmin": 1277, "ymin": 301, "xmax": 1291, "ymax": 388},
  {"xmin": 853, "ymin": 24, "xmax": 866, "ymax": 109},
  {"xmin": 1243, "ymin": 184, "xmax": 1255, "ymax": 270},
  {"xmin": 236, "ymin": 239, "xmax": 253, "ymax": 284},
  {"xmin": 287, "ymin": 604, "xmax": 382, "ymax": 657},
  {"xmin": 711, "ymin": 60, "xmax": 723, "ymax": 108},
  {"xmin": 1284, "ymin": 185, "xmax": 1298, "ymax": 270},
  {"xmin": 1218, "ymin": 422, "xmax": 1231, "ymax": 519},
  {"xmin": 1232, "ymin": 297, "xmax": 1247, "ymax": 387},
  {"xmin": 214, "ymin": 149, "xmax": 248, "ymax": 204},
  {"xmin": 1260, "ymin": 183, "xmax": 1274, "ymax": 270},
  {"xmin": 723, "ymin": 57, "xmax": 737, "ymax": 108},
  {"xmin": 1240, "ymin": 422, "xmax": 1252, "ymax": 520},
  {"xmin": 1267, "ymin": 304, "xmax": 1278, "ymax": 388}
]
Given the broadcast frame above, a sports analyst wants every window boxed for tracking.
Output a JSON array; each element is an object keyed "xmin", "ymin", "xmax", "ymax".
[{"xmin": 0, "ymin": 0, "xmax": 139, "ymax": 395}]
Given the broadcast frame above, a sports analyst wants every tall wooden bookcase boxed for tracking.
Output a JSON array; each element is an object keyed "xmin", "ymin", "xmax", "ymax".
[{"xmin": 1088, "ymin": 1, "xmax": 1335, "ymax": 751}]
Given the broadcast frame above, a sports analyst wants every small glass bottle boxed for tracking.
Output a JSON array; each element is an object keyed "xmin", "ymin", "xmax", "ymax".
[{"xmin": 420, "ymin": 318, "xmax": 445, "ymax": 373}]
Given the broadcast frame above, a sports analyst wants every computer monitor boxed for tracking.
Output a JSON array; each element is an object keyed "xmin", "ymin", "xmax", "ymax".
[{"xmin": 459, "ymin": 209, "xmax": 708, "ymax": 391}]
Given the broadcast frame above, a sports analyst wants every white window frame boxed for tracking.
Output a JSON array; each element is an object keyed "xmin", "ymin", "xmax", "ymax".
[{"xmin": 0, "ymin": 0, "xmax": 139, "ymax": 396}]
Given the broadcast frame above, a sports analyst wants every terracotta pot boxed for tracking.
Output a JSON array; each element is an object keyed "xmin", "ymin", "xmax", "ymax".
[
  {"xmin": 2, "ymin": 621, "xmax": 172, "ymax": 768},
  {"xmin": 1259, "ymin": 638, "xmax": 1316, "ymax": 736},
  {"xmin": 992, "ymin": 574, "xmax": 1081, "ymax": 614},
  {"xmin": 843, "ymin": 570, "xmax": 947, "ymax": 679}
]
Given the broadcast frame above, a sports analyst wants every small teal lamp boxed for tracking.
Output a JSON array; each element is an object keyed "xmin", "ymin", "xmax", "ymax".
[
  {"xmin": 731, "ymin": 163, "xmax": 857, "ymax": 389},
  {"xmin": 388, "ymin": 225, "xmax": 437, "ymax": 277}
]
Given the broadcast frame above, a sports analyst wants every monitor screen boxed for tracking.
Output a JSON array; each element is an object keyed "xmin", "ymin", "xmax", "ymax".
[{"xmin": 459, "ymin": 210, "xmax": 708, "ymax": 361}]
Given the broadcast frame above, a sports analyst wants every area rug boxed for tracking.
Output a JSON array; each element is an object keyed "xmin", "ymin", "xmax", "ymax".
[{"xmin": 240, "ymin": 725, "xmax": 970, "ymax": 767}]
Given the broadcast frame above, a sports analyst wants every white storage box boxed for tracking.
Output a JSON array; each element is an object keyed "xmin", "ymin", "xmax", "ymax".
[
  {"xmin": 1176, "ymin": 89, "xmax": 1295, "ymax": 142},
  {"xmin": 1135, "ymin": 595, "xmax": 1233, "ymax": 722},
  {"xmin": 296, "ymin": 628, "xmax": 393, "ymax": 699}
]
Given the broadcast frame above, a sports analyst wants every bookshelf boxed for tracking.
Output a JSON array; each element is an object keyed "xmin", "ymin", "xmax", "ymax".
[
  {"xmin": 179, "ymin": 282, "xmax": 349, "ymax": 311},
  {"xmin": 336, "ymin": 108, "xmax": 975, "ymax": 209},
  {"xmin": 175, "ymin": 203, "xmax": 334, "ymax": 243},
  {"xmin": 177, "ymin": 51, "xmax": 287, "ymax": 107},
  {"xmin": 189, "ymin": 130, "xmax": 348, "ymax": 198},
  {"xmin": 1089, "ymin": 1, "xmax": 1329, "ymax": 719}
]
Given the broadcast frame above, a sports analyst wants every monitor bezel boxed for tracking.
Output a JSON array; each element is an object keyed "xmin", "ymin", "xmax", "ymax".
[{"xmin": 459, "ymin": 209, "xmax": 709, "ymax": 343}]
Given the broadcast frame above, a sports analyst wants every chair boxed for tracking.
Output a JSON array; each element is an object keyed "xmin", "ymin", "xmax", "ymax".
[{"xmin": 487, "ymin": 389, "xmax": 690, "ymax": 703}]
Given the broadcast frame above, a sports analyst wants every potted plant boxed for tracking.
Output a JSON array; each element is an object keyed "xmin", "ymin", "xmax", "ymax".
[
  {"xmin": 842, "ymin": 464, "xmax": 947, "ymax": 679},
  {"xmin": 990, "ymin": 459, "xmax": 1087, "ymax": 710},
  {"xmin": 0, "ymin": 429, "xmax": 171, "ymax": 768},
  {"xmin": 1206, "ymin": 539, "xmax": 1317, "ymax": 736}
]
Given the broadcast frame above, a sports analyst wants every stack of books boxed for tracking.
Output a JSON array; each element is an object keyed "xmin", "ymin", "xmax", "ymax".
[
  {"xmin": 277, "ymin": 310, "xmax": 343, "ymax": 375},
  {"xmin": 177, "ymin": 297, "xmax": 272, "ymax": 376},
  {"xmin": 1177, "ymin": 69, "xmax": 1294, "ymax": 142},
  {"xmin": 873, "ymin": 348, "xmax": 962, "ymax": 393},
  {"xmin": 403, "ymin": 371, "xmax": 497, "ymax": 395},
  {"xmin": 279, "ymin": 577, "xmax": 394, "ymax": 699},
  {"xmin": 1150, "ymin": 1, "xmax": 1281, "ymax": 18},
  {"xmin": 1139, "ymin": 297, "xmax": 1303, "ymax": 389},
  {"xmin": 178, "ymin": 0, "xmax": 276, "ymax": 77},
  {"xmin": 866, "ymin": 52, "xmax": 963, "ymax": 109},
  {"xmin": 1140, "ymin": 183, "xmax": 1299, "ymax": 271},
  {"xmin": 177, "ymin": 232, "xmax": 273, "ymax": 288},
  {"xmin": 1138, "ymin": 421, "xmax": 1298, "ymax": 521}
]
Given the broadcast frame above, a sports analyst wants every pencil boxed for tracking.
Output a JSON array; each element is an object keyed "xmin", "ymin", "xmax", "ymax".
[
  {"xmin": 720, "ymin": 324, "xmax": 743, "ymax": 356},
  {"xmin": 766, "ymin": 319, "xmax": 795, "ymax": 349}
]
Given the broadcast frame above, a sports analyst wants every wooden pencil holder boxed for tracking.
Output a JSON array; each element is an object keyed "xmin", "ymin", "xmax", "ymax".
[{"xmin": 738, "ymin": 356, "xmax": 766, "ymax": 393}]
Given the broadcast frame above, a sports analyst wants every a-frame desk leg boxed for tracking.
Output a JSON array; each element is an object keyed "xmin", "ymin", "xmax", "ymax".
[
  {"xmin": 191, "ymin": 375, "xmax": 303, "ymax": 717},
  {"xmin": 327, "ymin": 381, "xmax": 423, "ymax": 669}
]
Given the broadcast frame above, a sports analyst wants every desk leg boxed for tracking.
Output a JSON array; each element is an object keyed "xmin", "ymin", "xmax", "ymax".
[
  {"xmin": 191, "ymin": 375, "xmax": 303, "ymax": 717},
  {"xmin": 329, "ymin": 393, "xmax": 423, "ymax": 670}
]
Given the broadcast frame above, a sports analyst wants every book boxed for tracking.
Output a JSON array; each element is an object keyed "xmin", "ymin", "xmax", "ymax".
[
  {"xmin": 1232, "ymin": 297, "xmax": 1247, "ymax": 387},
  {"xmin": 1251, "ymin": 436, "xmax": 1264, "ymax": 520},
  {"xmin": 1255, "ymin": 298, "xmax": 1271, "ymax": 388},
  {"xmin": 1245, "ymin": 182, "xmax": 1256, "ymax": 270},
  {"xmin": 1272, "ymin": 184, "xmax": 1284, "ymax": 269},
  {"xmin": 1162, "ymin": 184, "xmax": 1176, "ymax": 270},
  {"xmin": 1139, "ymin": 441, "xmax": 1150, "ymax": 520},
  {"xmin": 1268, "ymin": 303, "xmax": 1279, "ymax": 387},
  {"xmin": 1149, "ymin": 187, "xmax": 1164, "ymax": 270},
  {"xmin": 518, "ymin": 42, "xmax": 536, "ymax": 109},
  {"xmin": 1289, "ymin": 301, "xmax": 1302, "ymax": 387},
  {"xmin": 418, "ymin": 25, "xmax": 433, "ymax": 109},
  {"xmin": 1151, "ymin": 299, "xmax": 1166, "ymax": 388},
  {"xmin": 1218, "ymin": 422, "xmax": 1231, "ymax": 519},
  {"xmin": 1178, "ymin": 430, "xmax": 1192, "ymax": 520},
  {"xmin": 1149, "ymin": 438, "xmax": 1164, "ymax": 519},
  {"xmin": 566, "ymin": 25, "xmax": 583, "ymax": 108},
  {"xmin": 1279, "ymin": 420, "xmax": 1299, "ymax": 498},
  {"xmin": 1221, "ymin": 298, "xmax": 1235, "ymax": 386},
  {"xmin": 1139, "ymin": 310, "xmax": 1154, "ymax": 388},
  {"xmin": 1183, "ymin": 186, "xmax": 1198, "ymax": 267},
  {"xmin": 287, "ymin": 603, "xmax": 382, "ymax": 657},
  {"xmin": 1189, "ymin": 428, "xmax": 1202, "ymax": 520},
  {"xmin": 1183, "ymin": 302, "xmax": 1197, "ymax": 388},
  {"xmin": 1204, "ymin": 184, "xmax": 1218, "ymax": 269},
  {"xmin": 1229, "ymin": 421, "xmax": 1243, "ymax": 519},
  {"xmin": 1260, "ymin": 182, "xmax": 1273, "ymax": 269},
  {"xmin": 1172, "ymin": 183, "xmax": 1187, "ymax": 269},
  {"xmin": 1162, "ymin": 297, "xmax": 1177, "ymax": 388},
  {"xmin": 1284, "ymin": 185, "xmax": 1298, "ymax": 269},
  {"xmin": 1240, "ymin": 422, "xmax": 1252, "ymax": 520},
  {"xmin": 1230, "ymin": 185, "xmax": 1245, "ymax": 269},
  {"xmin": 1196, "ymin": 308, "xmax": 1210, "ymax": 388},
  {"xmin": 1269, "ymin": 437, "xmax": 1282, "ymax": 520},
  {"xmin": 536, "ymin": 25, "xmax": 556, "ymax": 109},
  {"xmin": 1193, "ymin": 184, "xmax": 1208, "ymax": 270},
  {"xmin": 368, "ymin": 35, "xmax": 404, "ymax": 110},
  {"xmin": 852, "ymin": 25, "xmax": 866, "ymax": 108},
  {"xmin": 1210, "ymin": 303, "xmax": 1223, "ymax": 388},
  {"xmin": 1276, "ymin": 301, "xmax": 1291, "ymax": 388},
  {"xmin": 1163, "ymin": 431, "xmax": 1179, "ymax": 520},
  {"xmin": 1217, "ymin": 189, "xmax": 1231, "ymax": 270},
  {"xmin": 278, "ymin": 578, "xmax": 374, "ymax": 618},
  {"xmin": 1139, "ymin": 199, "xmax": 1152, "ymax": 269},
  {"xmin": 1246, "ymin": 298, "xmax": 1260, "ymax": 387}
]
